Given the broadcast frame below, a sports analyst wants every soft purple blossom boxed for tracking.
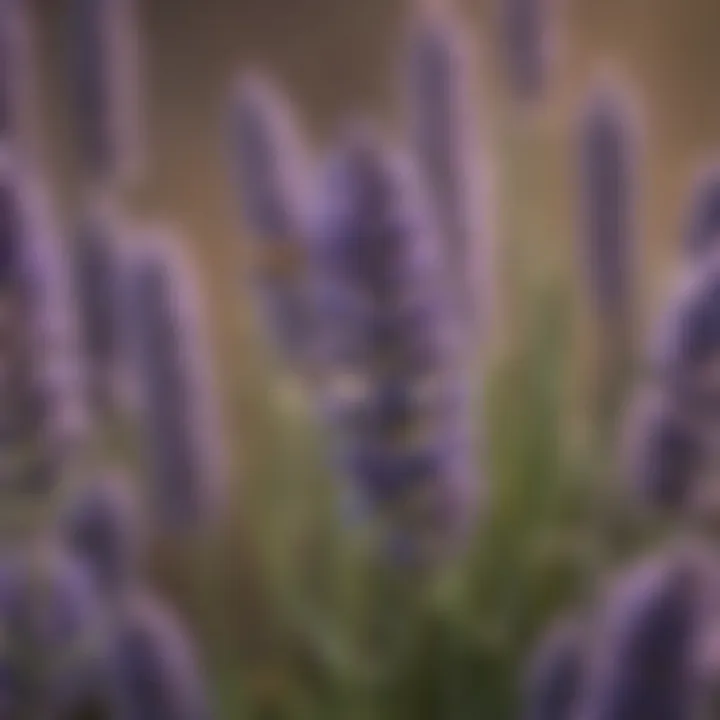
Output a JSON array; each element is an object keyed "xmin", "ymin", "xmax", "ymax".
[
  {"xmin": 314, "ymin": 127, "xmax": 477, "ymax": 564},
  {"xmin": 578, "ymin": 75, "xmax": 639, "ymax": 341},
  {"xmin": 69, "ymin": 0, "xmax": 144, "ymax": 188},
  {"xmin": 125, "ymin": 226, "xmax": 227, "ymax": 533},
  {"xmin": 404, "ymin": 4, "xmax": 493, "ymax": 343},
  {"xmin": 229, "ymin": 73, "xmax": 316, "ymax": 371}
]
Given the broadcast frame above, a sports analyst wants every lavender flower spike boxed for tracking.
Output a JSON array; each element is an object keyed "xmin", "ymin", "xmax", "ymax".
[
  {"xmin": 578, "ymin": 74, "xmax": 639, "ymax": 345},
  {"xmin": 0, "ymin": 148, "xmax": 87, "ymax": 501},
  {"xmin": 650, "ymin": 250, "xmax": 720, "ymax": 419},
  {"xmin": 575, "ymin": 551, "xmax": 707, "ymax": 720},
  {"xmin": 684, "ymin": 162, "xmax": 720, "ymax": 258},
  {"xmin": 0, "ymin": 546, "xmax": 104, "ymax": 718},
  {"xmin": 522, "ymin": 616, "xmax": 586, "ymax": 720},
  {"xmin": 126, "ymin": 226, "xmax": 227, "ymax": 534},
  {"xmin": 73, "ymin": 194, "xmax": 134, "ymax": 413},
  {"xmin": 109, "ymin": 589, "xmax": 213, "ymax": 720},
  {"xmin": 0, "ymin": 0, "xmax": 37, "ymax": 154},
  {"xmin": 60, "ymin": 470, "xmax": 145, "ymax": 600},
  {"xmin": 229, "ymin": 73, "xmax": 316, "ymax": 371},
  {"xmin": 315, "ymin": 126, "xmax": 477, "ymax": 565},
  {"xmin": 620, "ymin": 385, "xmax": 705, "ymax": 511},
  {"xmin": 70, "ymin": 0, "xmax": 144, "ymax": 188},
  {"xmin": 500, "ymin": 0, "xmax": 554, "ymax": 101},
  {"xmin": 404, "ymin": 3, "xmax": 493, "ymax": 343}
]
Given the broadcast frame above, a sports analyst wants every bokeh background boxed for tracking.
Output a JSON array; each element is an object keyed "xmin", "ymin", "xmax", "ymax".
[{"xmin": 15, "ymin": 0, "xmax": 720, "ymax": 717}]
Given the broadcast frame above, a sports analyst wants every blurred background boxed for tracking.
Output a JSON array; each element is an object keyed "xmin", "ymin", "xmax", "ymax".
[{"xmin": 8, "ymin": 0, "xmax": 720, "ymax": 718}]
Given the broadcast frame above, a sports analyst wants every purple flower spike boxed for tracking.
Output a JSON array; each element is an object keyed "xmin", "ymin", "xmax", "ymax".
[
  {"xmin": 576, "ymin": 552, "xmax": 707, "ymax": 720},
  {"xmin": 0, "ymin": 149, "xmax": 86, "ymax": 499},
  {"xmin": 684, "ymin": 162, "xmax": 720, "ymax": 258},
  {"xmin": 315, "ymin": 126, "xmax": 477, "ymax": 565},
  {"xmin": 578, "ymin": 75, "xmax": 640, "ymax": 342},
  {"xmin": 651, "ymin": 252, "xmax": 720, "ymax": 419},
  {"xmin": 125, "ymin": 226, "xmax": 227, "ymax": 534},
  {"xmin": 229, "ymin": 73, "xmax": 317, "ymax": 372},
  {"xmin": 523, "ymin": 616, "xmax": 586, "ymax": 720},
  {"xmin": 108, "ymin": 590, "xmax": 213, "ymax": 720},
  {"xmin": 69, "ymin": 0, "xmax": 144, "ymax": 189},
  {"xmin": 0, "ymin": 547, "xmax": 104, "ymax": 718},
  {"xmin": 500, "ymin": 0, "xmax": 554, "ymax": 101},
  {"xmin": 73, "ymin": 195, "xmax": 134, "ymax": 413},
  {"xmin": 0, "ymin": 0, "xmax": 37, "ymax": 153},
  {"xmin": 404, "ymin": 4, "xmax": 493, "ymax": 344},
  {"xmin": 60, "ymin": 470, "xmax": 145, "ymax": 600},
  {"xmin": 620, "ymin": 385, "xmax": 705, "ymax": 511}
]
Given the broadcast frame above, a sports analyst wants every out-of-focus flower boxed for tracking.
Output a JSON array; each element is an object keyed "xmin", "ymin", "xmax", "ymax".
[
  {"xmin": 229, "ymin": 73, "xmax": 317, "ymax": 373},
  {"xmin": 404, "ymin": 2, "xmax": 493, "ymax": 344},
  {"xmin": 684, "ymin": 163, "xmax": 720, "ymax": 258},
  {"xmin": 523, "ymin": 615, "xmax": 586, "ymax": 720},
  {"xmin": 577, "ymin": 75, "xmax": 639, "ymax": 344},
  {"xmin": 314, "ymin": 127, "xmax": 477, "ymax": 565},
  {"xmin": 0, "ymin": 149, "xmax": 86, "ymax": 501},
  {"xmin": 69, "ymin": 0, "xmax": 144, "ymax": 188},
  {"xmin": 651, "ymin": 251, "xmax": 720, "ymax": 420},
  {"xmin": 72, "ymin": 194, "xmax": 134, "ymax": 413},
  {"xmin": 0, "ymin": 0, "xmax": 37, "ymax": 154},
  {"xmin": 60, "ymin": 470, "xmax": 145, "ymax": 600},
  {"xmin": 500, "ymin": 0, "xmax": 554, "ymax": 101},
  {"xmin": 125, "ymin": 226, "xmax": 227, "ymax": 534},
  {"xmin": 575, "ymin": 551, "xmax": 707, "ymax": 720},
  {"xmin": 0, "ymin": 546, "xmax": 103, "ymax": 718},
  {"xmin": 108, "ymin": 589, "xmax": 212, "ymax": 720},
  {"xmin": 620, "ymin": 385, "xmax": 705, "ymax": 511}
]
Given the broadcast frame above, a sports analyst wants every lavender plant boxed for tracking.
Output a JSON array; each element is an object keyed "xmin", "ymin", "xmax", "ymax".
[
  {"xmin": 69, "ymin": 0, "xmax": 144, "ymax": 188},
  {"xmin": 229, "ymin": 73, "xmax": 316, "ymax": 373},
  {"xmin": 684, "ymin": 163, "xmax": 720, "ymax": 258},
  {"xmin": 60, "ymin": 470, "xmax": 144, "ymax": 601},
  {"xmin": 577, "ymin": 76, "xmax": 639, "ymax": 355},
  {"xmin": 314, "ymin": 128, "xmax": 477, "ymax": 566},
  {"xmin": 650, "ymin": 250, "xmax": 720, "ymax": 420},
  {"xmin": 125, "ymin": 227, "xmax": 227, "ymax": 534},
  {"xmin": 0, "ymin": 150, "xmax": 86, "ymax": 505},
  {"xmin": 620, "ymin": 384, "xmax": 705, "ymax": 511},
  {"xmin": 0, "ymin": 0, "xmax": 37, "ymax": 154},
  {"xmin": 522, "ymin": 616, "xmax": 586, "ymax": 720},
  {"xmin": 0, "ymin": 546, "xmax": 104, "ymax": 718},
  {"xmin": 574, "ymin": 552, "xmax": 707, "ymax": 720},
  {"xmin": 500, "ymin": 0, "xmax": 552, "ymax": 101},
  {"xmin": 72, "ymin": 195, "xmax": 133, "ymax": 414},
  {"xmin": 404, "ymin": 3, "xmax": 492, "ymax": 344},
  {"xmin": 107, "ymin": 589, "xmax": 213, "ymax": 720}
]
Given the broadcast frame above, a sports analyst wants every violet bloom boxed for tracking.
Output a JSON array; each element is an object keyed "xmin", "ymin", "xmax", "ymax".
[
  {"xmin": 578, "ymin": 76, "xmax": 639, "ymax": 344},
  {"xmin": 523, "ymin": 616, "xmax": 586, "ymax": 720},
  {"xmin": 575, "ymin": 553, "xmax": 706, "ymax": 720},
  {"xmin": 108, "ymin": 590, "xmax": 213, "ymax": 720},
  {"xmin": 229, "ymin": 73, "xmax": 317, "ymax": 373},
  {"xmin": 314, "ymin": 127, "xmax": 477, "ymax": 565},
  {"xmin": 0, "ymin": 547, "xmax": 104, "ymax": 718},
  {"xmin": 620, "ymin": 385, "xmax": 705, "ymax": 511},
  {"xmin": 69, "ymin": 0, "xmax": 144, "ymax": 188},
  {"xmin": 60, "ymin": 470, "xmax": 145, "ymax": 600},
  {"xmin": 125, "ymin": 227, "xmax": 227, "ymax": 534},
  {"xmin": 0, "ymin": 0, "xmax": 37, "ymax": 153},
  {"xmin": 684, "ymin": 163, "xmax": 720, "ymax": 258},
  {"xmin": 404, "ymin": 4, "xmax": 492, "ymax": 344},
  {"xmin": 651, "ymin": 251, "xmax": 720, "ymax": 419},
  {"xmin": 73, "ymin": 195, "xmax": 133, "ymax": 413},
  {"xmin": 500, "ymin": 0, "xmax": 553, "ymax": 101},
  {"xmin": 0, "ymin": 150, "xmax": 86, "ymax": 499}
]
